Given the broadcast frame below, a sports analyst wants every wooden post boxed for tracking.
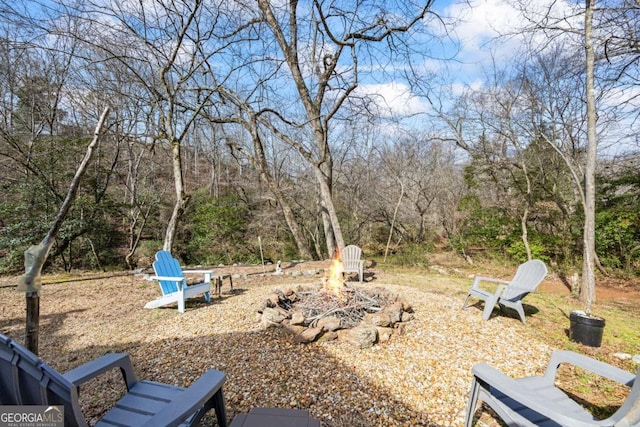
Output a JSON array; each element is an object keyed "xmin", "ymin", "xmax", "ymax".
[
  {"xmin": 25, "ymin": 292, "xmax": 40, "ymax": 355},
  {"xmin": 258, "ymin": 236, "xmax": 266, "ymax": 274}
]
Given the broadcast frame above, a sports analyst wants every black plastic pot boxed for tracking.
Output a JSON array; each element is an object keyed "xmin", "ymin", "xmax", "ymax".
[{"xmin": 569, "ymin": 310, "xmax": 605, "ymax": 347}]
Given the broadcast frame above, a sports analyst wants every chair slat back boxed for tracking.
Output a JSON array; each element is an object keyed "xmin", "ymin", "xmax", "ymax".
[
  {"xmin": 0, "ymin": 334, "xmax": 20, "ymax": 405},
  {"xmin": 153, "ymin": 250, "xmax": 186, "ymax": 295},
  {"xmin": 0, "ymin": 334, "xmax": 85, "ymax": 426},
  {"xmin": 502, "ymin": 260, "xmax": 547, "ymax": 301},
  {"xmin": 342, "ymin": 245, "xmax": 362, "ymax": 270}
]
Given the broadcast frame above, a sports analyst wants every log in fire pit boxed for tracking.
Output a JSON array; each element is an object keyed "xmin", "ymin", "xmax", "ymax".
[{"xmin": 257, "ymin": 252, "xmax": 414, "ymax": 348}]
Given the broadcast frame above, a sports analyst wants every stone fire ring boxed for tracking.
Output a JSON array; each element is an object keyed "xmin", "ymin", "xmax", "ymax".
[{"xmin": 257, "ymin": 284, "xmax": 414, "ymax": 348}]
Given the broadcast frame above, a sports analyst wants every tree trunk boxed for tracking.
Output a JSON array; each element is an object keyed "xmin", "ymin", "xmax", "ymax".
[
  {"xmin": 249, "ymin": 121, "xmax": 313, "ymax": 260},
  {"xmin": 385, "ymin": 180, "xmax": 405, "ymax": 262},
  {"xmin": 314, "ymin": 164, "xmax": 344, "ymax": 254},
  {"xmin": 582, "ymin": 0, "xmax": 597, "ymax": 315},
  {"xmin": 163, "ymin": 139, "xmax": 188, "ymax": 252}
]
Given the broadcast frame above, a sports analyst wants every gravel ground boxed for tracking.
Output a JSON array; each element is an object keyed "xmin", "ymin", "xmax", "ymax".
[{"xmin": 0, "ymin": 263, "xmax": 553, "ymax": 426}]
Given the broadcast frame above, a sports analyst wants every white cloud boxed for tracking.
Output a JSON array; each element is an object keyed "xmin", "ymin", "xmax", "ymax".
[
  {"xmin": 437, "ymin": 0, "xmax": 582, "ymax": 82},
  {"xmin": 355, "ymin": 82, "xmax": 428, "ymax": 118}
]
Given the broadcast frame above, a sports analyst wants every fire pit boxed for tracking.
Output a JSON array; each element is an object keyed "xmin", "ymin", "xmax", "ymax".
[{"xmin": 257, "ymin": 252, "xmax": 414, "ymax": 348}]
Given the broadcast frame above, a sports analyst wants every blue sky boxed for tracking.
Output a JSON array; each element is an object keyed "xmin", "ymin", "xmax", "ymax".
[{"xmin": 357, "ymin": 0, "xmax": 583, "ymax": 119}]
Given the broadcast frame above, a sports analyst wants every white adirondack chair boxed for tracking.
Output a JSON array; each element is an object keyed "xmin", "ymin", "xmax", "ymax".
[
  {"xmin": 462, "ymin": 259, "xmax": 547, "ymax": 323},
  {"xmin": 342, "ymin": 245, "xmax": 364, "ymax": 283},
  {"xmin": 465, "ymin": 350, "xmax": 640, "ymax": 426}
]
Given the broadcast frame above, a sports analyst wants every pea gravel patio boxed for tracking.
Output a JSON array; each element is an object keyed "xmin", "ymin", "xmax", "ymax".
[{"xmin": 0, "ymin": 263, "xmax": 552, "ymax": 426}]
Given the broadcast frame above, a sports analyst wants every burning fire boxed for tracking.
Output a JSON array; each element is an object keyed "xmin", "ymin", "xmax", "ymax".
[{"xmin": 322, "ymin": 248, "xmax": 345, "ymax": 297}]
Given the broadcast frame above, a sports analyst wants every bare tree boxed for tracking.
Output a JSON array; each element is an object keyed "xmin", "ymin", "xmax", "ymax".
[
  {"xmin": 208, "ymin": 91, "xmax": 313, "ymax": 259},
  {"xmin": 247, "ymin": 0, "xmax": 438, "ymax": 257},
  {"xmin": 18, "ymin": 107, "xmax": 109, "ymax": 353}
]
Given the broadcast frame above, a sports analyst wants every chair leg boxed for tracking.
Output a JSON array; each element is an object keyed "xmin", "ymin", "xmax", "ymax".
[
  {"xmin": 213, "ymin": 389, "xmax": 228, "ymax": 427},
  {"xmin": 482, "ymin": 295, "xmax": 500, "ymax": 321},
  {"xmin": 178, "ymin": 289, "xmax": 185, "ymax": 313},
  {"xmin": 462, "ymin": 294, "xmax": 472, "ymax": 309},
  {"xmin": 515, "ymin": 303, "xmax": 526, "ymax": 324},
  {"xmin": 464, "ymin": 377, "xmax": 481, "ymax": 427},
  {"xmin": 215, "ymin": 276, "xmax": 222, "ymax": 298}
]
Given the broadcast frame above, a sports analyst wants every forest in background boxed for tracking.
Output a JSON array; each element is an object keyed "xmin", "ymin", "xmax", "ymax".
[{"xmin": 0, "ymin": 0, "xmax": 638, "ymax": 280}]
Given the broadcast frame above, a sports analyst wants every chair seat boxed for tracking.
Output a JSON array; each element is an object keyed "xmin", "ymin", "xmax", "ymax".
[
  {"xmin": 485, "ymin": 376, "xmax": 598, "ymax": 426},
  {"xmin": 97, "ymin": 381, "xmax": 195, "ymax": 426},
  {"xmin": 230, "ymin": 408, "xmax": 320, "ymax": 427}
]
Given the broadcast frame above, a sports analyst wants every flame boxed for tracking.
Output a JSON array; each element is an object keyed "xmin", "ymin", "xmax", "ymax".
[{"xmin": 322, "ymin": 248, "xmax": 345, "ymax": 297}]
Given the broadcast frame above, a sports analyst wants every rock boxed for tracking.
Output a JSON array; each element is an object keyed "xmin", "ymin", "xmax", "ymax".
[
  {"xmin": 317, "ymin": 316, "xmax": 341, "ymax": 331},
  {"xmin": 256, "ymin": 300, "xmax": 269, "ymax": 313},
  {"xmin": 295, "ymin": 327, "xmax": 323, "ymax": 343},
  {"xmin": 398, "ymin": 298, "xmax": 413, "ymax": 313},
  {"xmin": 317, "ymin": 331, "xmax": 338, "ymax": 342},
  {"xmin": 633, "ymin": 355, "xmax": 640, "ymax": 365},
  {"xmin": 337, "ymin": 329, "xmax": 351, "ymax": 342},
  {"xmin": 275, "ymin": 306, "xmax": 290, "ymax": 317},
  {"xmin": 613, "ymin": 352, "xmax": 632, "ymax": 360},
  {"xmin": 283, "ymin": 324, "xmax": 306, "ymax": 335},
  {"xmin": 347, "ymin": 326, "xmax": 378, "ymax": 348},
  {"xmin": 261, "ymin": 307, "xmax": 285, "ymax": 327},
  {"xmin": 394, "ymin": 322, "xmax": 406, "ymax": 335},
  {"xmin": 290, "ymin": 311, "xmax": 306, "ymax": 325},
  {"xmin": 384, "ymin": 302, "xmax": 404, "ymax": 323},
  {"xmin": 363, "ymin": 312, "xmax": 391, "ymax": 327},
  {"xmin": 286, "ymin": 293, "xmax": 298, "ymax": 303},
  {"xmin": 401, "ymin": 312, "xmax": 415, "ymax": 322},
  {"xmin": 376, "ymin": 327, "xmax": 394, "ymax": 343},
  {"xmin": 266, "ymin": 293, "xmax": 280, "ymax": 306}
]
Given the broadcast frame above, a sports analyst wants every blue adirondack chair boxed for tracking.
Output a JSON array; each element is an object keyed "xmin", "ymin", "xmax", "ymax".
[
  {"xmin": 144, "ymin": 250, "xmax": 212, "ymax": 313},
  {"xmin": 0, "ymin": 333, "xmax": 228, "ymax": 427}
]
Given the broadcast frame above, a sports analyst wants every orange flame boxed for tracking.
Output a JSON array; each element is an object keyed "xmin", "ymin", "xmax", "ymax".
[{"xmin": 322, "ymin": 248, "xmax": 345, "ymax": 297}]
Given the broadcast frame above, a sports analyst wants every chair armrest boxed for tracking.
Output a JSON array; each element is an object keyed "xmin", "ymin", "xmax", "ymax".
[
  {"xmin": 151, "ymin": 275, "xmax": 186, "ymax": 282},
  {"xmin": 183, "ymin": 270, "xmax": 214, "ymax": 274},
  {"xmin": 139, "ymin": 369, "xmax": 226, "ymax": 427},
  {"xmin": 471, "ymin": 276, "xmax": 509, "ymax": 289},
  {"xmin": 544, "ymin": 350, "xmax": 635, "ymax": 386},
  {"xmin": 63, "ymin": 353, "xmax": 138, "ymax": 391},
  {"xmin": 183, "ymin": 270, "xmax": 213, "ymax": 283},
  {"xmin": 472, "ymin": 363, "xmax": 609, "ymax": 426}
]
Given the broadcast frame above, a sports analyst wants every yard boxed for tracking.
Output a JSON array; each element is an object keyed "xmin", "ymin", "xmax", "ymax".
[{"xmin": 1, "ymin": 257, "xmax": 638, "ymax": 426}]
